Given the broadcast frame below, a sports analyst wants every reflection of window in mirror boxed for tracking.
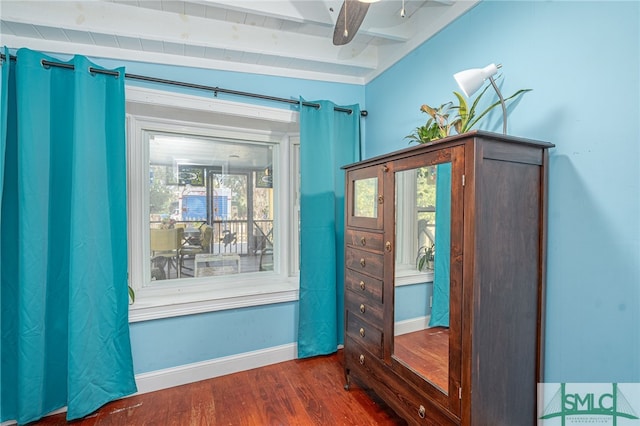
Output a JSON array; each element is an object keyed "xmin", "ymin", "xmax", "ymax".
[
  {"xmin": 353, "ymin": 177, "xmax": 378, "ymax": 218},
  {"xmin": 395, "ymin": 166, "xmax": 437, "ymax": 283},
  {"xmin": 394, "ymin": 163, "xmax": 451, "ymax": 393}
]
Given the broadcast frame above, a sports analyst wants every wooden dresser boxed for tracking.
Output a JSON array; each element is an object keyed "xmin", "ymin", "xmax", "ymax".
[{"xmin": 342, "ymin": 131, "xmax": 554, "ymax": 425}]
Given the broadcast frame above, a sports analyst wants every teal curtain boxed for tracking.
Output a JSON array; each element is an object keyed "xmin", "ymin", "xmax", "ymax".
[
  {"xmin": 429, "ymin": 163, "xmax": 451, "ymax": 327},
  {"xmin": 298, "ymin": 100, "xmax": 360, "ymax": 358},
  {"xmin": 0, "ymin": 48, "xmax": 136, "ymax": 424}
]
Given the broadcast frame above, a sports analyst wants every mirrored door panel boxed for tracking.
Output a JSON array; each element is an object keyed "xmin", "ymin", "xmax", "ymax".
[{"xmin": 393, "ymin": 161, "xmax": 452, "ymax": 394}]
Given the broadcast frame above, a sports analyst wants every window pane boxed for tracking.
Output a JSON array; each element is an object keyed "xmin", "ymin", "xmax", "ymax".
[
  {"xmin": 417, "ymin": 165, "xmax": 437, "ymax": 251},
  {"xmin": 148, "ymin": 132, "xmax": 275, "ymax": 283},
  {"xmin": 417, "ymin": 166, "xmax": 437, "ymax": 271}
]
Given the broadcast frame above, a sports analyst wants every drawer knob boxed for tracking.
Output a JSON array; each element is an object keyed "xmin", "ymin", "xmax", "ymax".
[
  {"xmin": 359, "ymin": 327, "xmax": 365, "ymax": 337},
  {"xmin": 378, "ymin": 195, "xmax": 384, "ymax": 204},
  {"xmin": 360, "ymin": 258, "xmax": 366, "ymax": 267},
  {"xmin": 360, "ymin": 236, "xmax": 366, "ymax": 246},
  {"xmin": 359, "ymin": 280, "xmax": 365, "ymax": 290},
  {"xmin": 360, "ymin": 304, "xmax": 366, "ymax": 314},
  {"xmin": 385, "ymin": 241, "xmax": 392, "ymax": 252},
  {"xmin": 418, "ymin": 405, "xmax": 426, "ymax": 419},
  {"xmin": 359, "ymin": 354, "xmax": 365, "ymax": 365}
]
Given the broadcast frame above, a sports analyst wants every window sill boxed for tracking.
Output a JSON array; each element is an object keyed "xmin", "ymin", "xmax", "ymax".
[
  {"xmin": 129, "ymin": 274, "xmax": 299, "ymax": 323},
  {"xmin": 395, "ymin": 265, "xmax": 434, "ymax": 287}
]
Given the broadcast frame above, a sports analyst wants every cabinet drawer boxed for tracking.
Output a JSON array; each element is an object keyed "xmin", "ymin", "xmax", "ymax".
[
  {"xmin": 393, "ymin": 385, "xmax": 458, "ymax": 426},
  {"xmin": 345, "ymin": 229, "xmax": 384, "ymax": 252},
  {"xmin": 346, "ymin": 289, "xmax": 383, "ymax": 323},
  {"xmin": 344, "ymin": 336, "xmax": 381, "ymax": 380},
  {"xmin": 346, "ymin": 311, "xmax": 383, "ymax": 358},
  {"xmin": 345, "ymin": 339, "xmax": 458, "ymax": 426},
  {"xmin": 345, "ymin": 269, "xmax": 383, "ymax": 304},
  {"xmin": 346, "ymin": 247, "xmax": 384, "ymax": 278}
]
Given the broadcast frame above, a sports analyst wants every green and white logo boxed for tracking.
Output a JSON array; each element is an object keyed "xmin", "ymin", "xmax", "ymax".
[{"xmin": 539, "ymin": 383, "xmax": 640, "ymax": 425}]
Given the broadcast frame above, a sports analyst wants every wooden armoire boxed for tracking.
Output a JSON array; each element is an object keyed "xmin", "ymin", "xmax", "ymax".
[{"xmin": 342, "ymin": 131, "xmax": 554, "ymax": 425}]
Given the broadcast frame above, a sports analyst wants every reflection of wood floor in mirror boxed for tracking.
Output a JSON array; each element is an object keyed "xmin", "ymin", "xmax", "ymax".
[{"xmin": 394, "ymin": 327, "xmax": 449, "ymax": 392}]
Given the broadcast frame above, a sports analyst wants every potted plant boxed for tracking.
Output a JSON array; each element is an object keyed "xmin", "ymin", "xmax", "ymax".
[
  {"xmin": 406, "ymin": 79, "xmax": 531, "ymax": 144},
  {"xmin": 405, "ymin": 102, "xmax": 456, "ymax": 144},
  {"xmin": 416, "ymin": 243, "xmax": 435, "ymax": 271}
]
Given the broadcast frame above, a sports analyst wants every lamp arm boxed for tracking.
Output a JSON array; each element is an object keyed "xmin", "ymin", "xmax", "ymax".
[{"xmin": 488, "ymin": 76, "xmax": 507, "ymax": 134}]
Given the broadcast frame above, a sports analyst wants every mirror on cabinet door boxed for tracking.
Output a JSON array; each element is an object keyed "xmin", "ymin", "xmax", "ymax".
[
  {"xmin": 393, "ymin": 161, "xmax": 451, "ymax": 394},
  {"xmin": 347, "ymin": 165, "xmax": 384, "ymax": 230},
  {"xmin": 353, "ymin": 177, "xmax": 378, "ymax": 219}
]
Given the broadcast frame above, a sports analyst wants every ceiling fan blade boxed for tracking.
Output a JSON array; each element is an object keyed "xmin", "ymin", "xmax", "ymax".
[{"xmin": 333, "ymin": 0, "xmax": 370, "ymax": 46}]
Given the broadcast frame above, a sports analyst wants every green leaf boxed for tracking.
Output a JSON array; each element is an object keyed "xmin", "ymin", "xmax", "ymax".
[
  {"xmin": 466, "ymin": 88, "xmax": 531, "ymax": 131},
  {"xmin": 452, "ymin": 91, "xmax": 471, "ymax": 133},
  {"xmin": 128, "ymin": 285, "xmax": 135, "ymax": 304},
  {"xmin": 418, "ymin": 256, "xmax": 426, "ymax": 271},
  {"xmin": 453, "ymin": 92, "xmax": 468, "ymax": 121}
]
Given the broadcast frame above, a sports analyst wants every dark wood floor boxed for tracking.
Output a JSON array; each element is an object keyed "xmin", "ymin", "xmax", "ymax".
[{"xmin": 29, "ymin": 352, "xmax": 406, "ymax": 426}]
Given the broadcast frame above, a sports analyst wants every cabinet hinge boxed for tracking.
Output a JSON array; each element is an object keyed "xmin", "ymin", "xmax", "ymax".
[
  {"xmin": 459, "ymin": 387, "xmax": 462, "ymax": 399},
  {"xmin": 462, "ymin": 175, "xmax": 466, "ymax": 186}
]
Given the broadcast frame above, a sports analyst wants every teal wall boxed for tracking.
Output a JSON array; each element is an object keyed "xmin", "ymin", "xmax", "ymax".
[
  {"xmin": 395, "ymin": 283, "xmax": 431, "ymax": 322},
  {"xmin": 99, "ymin": 56, "xmax": 365, "ymax": 111},
  {"xmin": 130, "ymin": 302, "xmax": 298, "ymax": 373},
  {"xmin": 51, "ymin": 0, "xmax": 638, "ymax": 383},
  {"xmin": 365, "ymin": 1, "xmax": 640, "ymax": 382}
]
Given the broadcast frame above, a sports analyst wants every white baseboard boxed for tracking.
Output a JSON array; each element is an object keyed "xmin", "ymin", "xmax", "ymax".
[
  {"xmin": 394, "ymin": 315, "xmax": 430, "ymax": 336},
  {"xmin": 134, "ymin": 342, "xmax": 298, "ymax": 395}
]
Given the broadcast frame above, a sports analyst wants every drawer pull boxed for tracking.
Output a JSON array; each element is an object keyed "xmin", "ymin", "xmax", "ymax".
[
  {"xmin": 359, "ymin": 280, "xmax": 365, "ymax": 290},
  {"xmin": 360, "ymin": 304, "xmax": 366, "ymax": 314},
  {"xmin": 360, "ymin": 236, "xmax": 366, "ymax": 246},
  {"xmin": 360, "ymin": 258, "xmax": 366, "ymax": 267},
  {"xmin": 359, "ymin": 327, "xmax": 365, "ymax": 337},
  {"xmin": 418, "ymin": 405, "xmax": 426, "ymax": 419},
  {"xmin": 359, "ymin": 354, "xmax": 365, "ymax": 365}
]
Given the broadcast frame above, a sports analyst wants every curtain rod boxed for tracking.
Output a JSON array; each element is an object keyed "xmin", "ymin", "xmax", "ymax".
[{"xmin": 0, "ymin": 53, "xmax": 368, "ymax": 117}]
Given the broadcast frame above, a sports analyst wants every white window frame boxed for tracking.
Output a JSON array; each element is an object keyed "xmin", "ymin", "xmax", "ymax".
[
  {"xmin": 395, "ymin": 169, "xmax": 435, "ymax": 286},
  {"xmin": 289, "ymin": 139, "xmax": 300, "ymax": 277},
  {"xmin": 126, "ymin": 86, "xmax": 300, "ymax": 322}
]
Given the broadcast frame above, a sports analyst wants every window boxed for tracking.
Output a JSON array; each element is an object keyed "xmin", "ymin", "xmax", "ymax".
[
  {"xmin": 395, "ymin": 166, "xmax": 438, "ymax": 285},
  {"xmin": 126, "ymin": 86, "xmax": 300, "ymax": 321},
  {"xmin": 148, "ymin": 132, "xmax": 275, "ymax": 281}
]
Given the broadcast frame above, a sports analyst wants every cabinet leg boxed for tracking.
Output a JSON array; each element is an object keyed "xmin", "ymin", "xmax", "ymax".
[{"xmin": 344, "ymin": 370, "xmax": 351, "ymax": 391}]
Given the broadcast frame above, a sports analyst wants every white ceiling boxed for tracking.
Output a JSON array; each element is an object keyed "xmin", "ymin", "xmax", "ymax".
[{"xmin": 0, "ymin": 0, "xmax": 478, "ymax": 84}]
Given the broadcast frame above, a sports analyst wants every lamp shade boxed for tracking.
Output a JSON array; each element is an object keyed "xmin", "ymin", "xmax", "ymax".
[{"xmin": 453, "ymin": 63, "xmax": 500, "ymax": 97}]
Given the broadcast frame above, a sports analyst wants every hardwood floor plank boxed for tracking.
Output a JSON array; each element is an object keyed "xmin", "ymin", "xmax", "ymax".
[
  {"xmin": 211, "ymin": 373, "xmax": 266, "ymax": 425},
  {"xmin": 293, "ymin": 356, "xmax": 368, "ymax": 425},
  {"xmin": 27, "ymin": 352, "xmax": 405, "ymax": 425}
]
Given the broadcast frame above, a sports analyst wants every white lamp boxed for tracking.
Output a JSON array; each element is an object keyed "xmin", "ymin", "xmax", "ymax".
[{"xmin": 453, "ymin": 63, "xmax": 508, "ymax": 134}]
